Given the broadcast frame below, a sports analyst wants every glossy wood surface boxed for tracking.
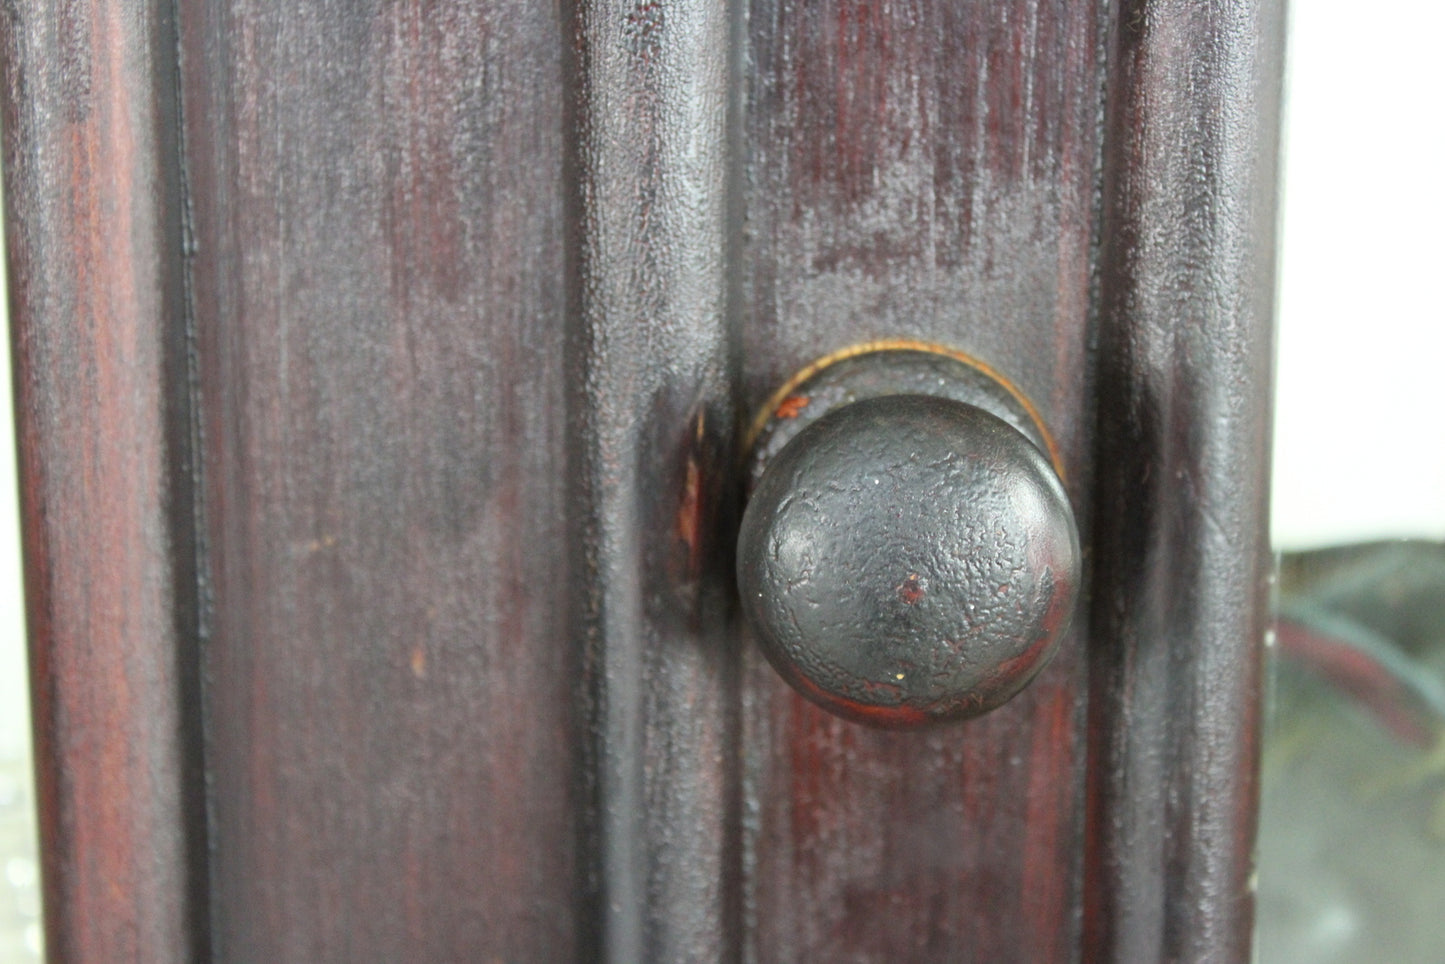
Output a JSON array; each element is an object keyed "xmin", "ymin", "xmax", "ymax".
[
  {"xmin": 568, "ymin": 0, "xmax": 740, "ymax": 959},
  {"xmin": 738, "ymin": 1, "xmax": 1101, "ymax": 958},
  {"xmin": 1084, "ymin": 1, "xmax": 1284, "ymax": 960},
  {"xmin": 1, "ymin": 2, "xmax": 205, "ymax": 961}
]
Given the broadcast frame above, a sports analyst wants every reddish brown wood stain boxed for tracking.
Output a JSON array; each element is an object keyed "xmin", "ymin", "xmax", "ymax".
[
  {"xmin": 4, "ymin": 0, "xmax": 1279, "ymax": 959},
  {"xmin": 177, "ymin": 2, "xmax": 580, "ymax": 959},
  {"xmin": 898, "ymin": 574, "xmax": 926, "ymax": 604},
  {"xmin": 2, "ymin": 1, "xmax": 204, "ymax": 961},
  {"xmin": 775, "ymin": 395, "xmax": 810, "ymax": 419},
  {"xmin": 741, "ymin": 0, "xmax": 1099, "ymax": 958}
]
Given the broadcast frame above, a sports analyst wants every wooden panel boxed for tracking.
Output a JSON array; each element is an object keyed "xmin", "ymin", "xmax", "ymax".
[
  {"xmin": 177, "ymin": 2, "xmax": 580, "ymax": 959},
  {"xmin": 568, "ymin": 0, "xmax": 741, "ymax": 960},
  {"xmin": 739, "ymin": 1, "xmax": 1103, "ymax": 959},
  {"xmin": 5, "ymin": 0, "xmax": 1282, "ymax": 958},
  {"xmin": 1, "ymin": 1, "xmax": 206, "ymax": 961},
  {"xmin": 1083, "ymin": 0, "xmax": 1284, "ymax": 960}
]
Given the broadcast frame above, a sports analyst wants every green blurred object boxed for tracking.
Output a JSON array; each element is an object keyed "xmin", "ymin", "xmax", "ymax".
[{"xmin": 1260, "ymin": 541, "xmax": 1445, "ymax": 964}]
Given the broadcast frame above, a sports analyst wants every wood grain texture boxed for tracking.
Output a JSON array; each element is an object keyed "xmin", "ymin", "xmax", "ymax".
[
  {"xmin": 1083, "ymin": 0, "xmax": 1284, "ymax": 961},
  {"xmin": 4, "ymin": 0, "xmax": 1282, "ymax": 958},
  {"xmin": 738, "ymin": 1, "xmax": 1104, "ymax": 960},
  {"xmin": 568, "ymin": 0, "xmax": 742, "ymax": 960},
  {"xmin": 0, "ymin": 1, "xmax": 206, "ymax": 961},
  {"xmin": 177, "ymin": 2, "xmax": 581, "ymax": 959}
]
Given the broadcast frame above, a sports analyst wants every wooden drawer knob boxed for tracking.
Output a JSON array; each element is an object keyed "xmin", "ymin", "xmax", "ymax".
[{"xmin": 738, "ymin": 345, "xmax": 1080, "ymax": 728}]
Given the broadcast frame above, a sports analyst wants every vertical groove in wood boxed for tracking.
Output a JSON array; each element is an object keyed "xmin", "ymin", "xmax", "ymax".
[
  {"xmin": 0, "ymin": 0, "xmax": 206, "ymax": 960},
  {"xmin": 739, "ymin": 1, "xmax": 1104, "ymax": 960},
  {"xmin": 567, "ymin": 0, "xmax": 742, "ymax": 959},
  {"xmin": 1084, "ymin": 0, "xmax": 1285, "ymax": 960},
  {"xmin": 178, "ymin": 3, "xmax": 582, "ymax": 959}
]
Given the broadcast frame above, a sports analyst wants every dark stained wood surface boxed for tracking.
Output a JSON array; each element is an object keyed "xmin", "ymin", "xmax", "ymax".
[
  {"xmin": 568, "ymin": 1, "xmax": 741, "ymax": 960},
  {"xmin": 177, "ymin": 2, "xmax": 580, "ymax": 959},
  {"xmin": 1083, "ymin": 1, "xmax": 1285, "ymax": 960},
  {"xmin": 1, "ymin": 2, "xmax": 206, "ymax": 961},
  {"xmin": 738, "ymin": 1, "xmax": 1102, "ymax": 959},
  {"xmin": 4, "ymin": 0, "xmax": 1282, "ymax": 960}
]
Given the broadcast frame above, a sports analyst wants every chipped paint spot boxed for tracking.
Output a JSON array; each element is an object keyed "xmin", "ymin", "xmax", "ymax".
[
  {"xmin": 775, "ymin": 395, "xmax": 810, "ymax": 419},
  {"xmin": 898, "ymin": 573, "xmax": 925, "ymax": 604}
]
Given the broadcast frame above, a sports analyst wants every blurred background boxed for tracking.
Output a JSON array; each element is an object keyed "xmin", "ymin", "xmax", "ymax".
[
  {"xmin": 1260, "ymin": 1, "xmax": 1445, "ymax": 960},
  {"xmin": 1, "ymin": 1, "xmax": 1441, "ymax": 961}
]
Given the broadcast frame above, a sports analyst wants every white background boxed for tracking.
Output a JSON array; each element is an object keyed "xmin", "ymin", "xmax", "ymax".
[{"xmin": 1270, "ymin": 0, "xmax": 1445, "ymax": 547}]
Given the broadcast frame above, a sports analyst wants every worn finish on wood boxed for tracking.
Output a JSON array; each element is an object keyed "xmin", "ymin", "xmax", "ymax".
[
  {"xmin": 739, "ymin": 387, "xmax": 1079, "ymax": 727},
  {"xmin": 177, "ymin": 3, "xmax": 580, "ymax": 959},
  {"xmin": 739, "ymin": 0, "xmax": 1103, "ymax": 958},
  {"xmin": 744, "ymin": 346, "xmax": 1060, "ymax": 490},
  {"xmin": 5, "ymin": 0, "xmax": 1282, "ymax": 958},
  {"xmin": 1083, "ymin": 0, "xmax": 1284, "ymax": 960},
  {"xmin": 1, "ymin": 1, "xmax": 205, "ymax": 961},
  {"xmin": 568, "ymin": 0, "xmax": 741, "ymax": 960}
]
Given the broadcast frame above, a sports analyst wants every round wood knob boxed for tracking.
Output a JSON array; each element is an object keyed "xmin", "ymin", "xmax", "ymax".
[{"xmin": 738, "ymin": 346, "xmax": 1080, "ymax": 728}]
